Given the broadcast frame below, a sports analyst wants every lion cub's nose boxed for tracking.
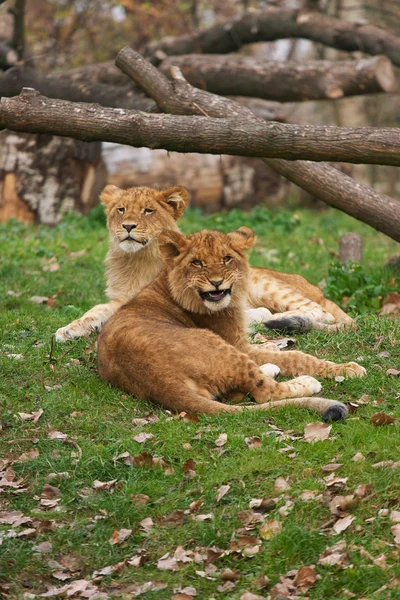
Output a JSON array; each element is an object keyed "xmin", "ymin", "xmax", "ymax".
[
  {"xmin": 209, "ymin": 279, "xmax": 223, "ymax": 288},
  {"xmin": 123, "ymin": 223, "xmax": 137, "ymax": 232}
]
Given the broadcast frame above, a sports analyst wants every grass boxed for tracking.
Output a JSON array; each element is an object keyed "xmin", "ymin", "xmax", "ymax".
[{"xmin": 1, "ymin": 205, "xmax": 400, "ymax": 599}]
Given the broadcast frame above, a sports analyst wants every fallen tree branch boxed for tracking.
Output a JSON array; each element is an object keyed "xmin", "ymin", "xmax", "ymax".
[
  {"xmin": 159, "ymin": 54, "xmax": 398, "ymax": 101},
  {"xmin": 145, "ymin": 6, "xmax": 400, "ymax": 68},
  {"xmin": 0, "ymin": 67, "xmax": 156, "ymax": 111},
  {"xmin": 116, "ymin": 47, "xmax": 400, "ymax": 243},
  {"xmin": 0, "ymin": 67, "xmax": 286, "ymax": 121},
  {"xmin": 3, "ymin": 87, "xmax": 398, "ymax": 165}
]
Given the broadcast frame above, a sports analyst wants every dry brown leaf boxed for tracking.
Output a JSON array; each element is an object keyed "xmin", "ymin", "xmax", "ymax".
[
  {"xmin": 216, "ymin": 581, "xmax": 236, "ymax": 593},
  {"xmin": 318, "ymin": 540, "xmax": 350, "ymax": 568},
  {"xmin": 332, "ymin": 514, "xmax": 354, "ymax": 534},
  {"xmin": 240, "ymin": 593, "xmax": 265, "ymax": 600},
  {"xmin": 160, "ymin": 510, "xmax": 186, "ymax": 526},
  {"xmin": 134, "ymin": 432, "xmax": 154, "ymax": 443},
  {"xmin": 299, "ymin": 490, "xmax": 321, "ymax": 502},
  {"xmin": 249, "ymin": 498, "xmax": 276, "ymax": 511},
  {"xmin": 0, "ymin": 510, "xmax": 32, "ymax": 527},
  {"xmin": 387, "ymin": 368, "xmax": 400, "ymax": 376},
  {"xmin": 390, "ymin": 510, "xmax": 400, "ymax": 523},
  {"xmin": 354, "ymin": 483, "xmax": 373, "ymax": 498},
  {"xmin": 109, "ymin": 528, "xmax": 132, "ymax": 545},
  {"xmin": 391, "ymin": 524, "xmax": 400, "ymax": 546},
  {"xmin": 215, "ymin": 433, "xmax": 228, "ymax": 447},
  {"xmin": 40, "ymin": 498, "xmax": 61, "ymax": 510},
  {"xmin": 16, "ymin": 448, "xmax": 39, "ymax": 463},
  {"xmin": 329, "ymin": 495, "xmax": 358, "ymax": 516},
  {"xmin": 274, "ymin": 477, "xmax": 291, "ymax": 492},
  {"xmin": 304, "ymin": 422, "xmax": 332, "ymax": 442},
  {"xmin": 131, "ymin": 493, "xmax": 150, "ymax": 505},
  {"xmin": 352, "ymin": 452, "xmax": 365, "ymax": 462},
  {"xmin": 322, "ymin": 463, "xmax": 343, "ymax": 472},
  {"xmin": 370, "ymin": 413, "xmax": 396, "ymax": 426},
  {"xmin": 192, "ymin": 513, "xmax": 214, "ymax": 522},
  {"xmin": 183, "ymin": 458, "xmax": 196, "ymax": 477},
  {"xmin": 157, "ymin": 553, "xmax": 179, "ymax": 571},
  {"xmin": 244, "ymin": 436, "xmax": 262, "ymax": 449},
  {"xmin": 216, "ymin": 484, "xmax": 230, "ymax": 502},
  {"xmin": 48, "ymin": 428, "xmax": 67, "ymax": 440},
  {"xmin": 293, "ymin": 565, "xmax": 317, "ymax": 591},
  {"xmin": 259, "ymin": 519, "xmax": 281, "ymax": 540},
  {"xmin": 93, "ymin": 479, "xmax": 117, "ymax": 491},
  {"xmin": 18, "ymin": 408, "xmax": 43, "ymax": 423},
  {"xmin": 33, "ymin": 541, "xmax": 52, "ymax": 553},
  {"xmin": 220, "ymin": 568, "xmax": 240, "ymax": 581},
  {"xmin": 278, "ymin": 500, "xmax": 294, "ymax": 518},
  {"xmin": 171, "ymin": 594, "xmax": 195, "ymax": 600},
  {"xmin": 139, "ymin": 517, "xmax": 154, "ymax": 533}
]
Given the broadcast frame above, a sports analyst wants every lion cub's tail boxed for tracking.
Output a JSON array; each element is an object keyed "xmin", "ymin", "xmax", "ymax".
[{"xmin": 210, "ymin": 397, "xmax": 347, "ymax": 421}]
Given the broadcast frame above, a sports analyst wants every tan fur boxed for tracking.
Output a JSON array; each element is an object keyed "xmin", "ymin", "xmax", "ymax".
[
  {"xmin": 98, "ymin": 228, "xmax": 365, "ymax": 417},
  {"xmin": 55, "ymin": 185, "xmax": 188, "ymax": 341},
  {"xmin": 56, "ymin": 184, "xmax": 353, "ymax": 342}
]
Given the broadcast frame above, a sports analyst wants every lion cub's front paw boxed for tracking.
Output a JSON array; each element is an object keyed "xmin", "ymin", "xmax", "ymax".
[
  {"xmin": 247, "ymin": 307, "xmax": 273, "ymax": 325},
  {"xmin": 259, "ymin": 363, "xmax": 281, "ymax": 379},
  {"xmin": 55, "ymin": 320, "xmax": 92, "ymax": 342},
  {"xmin": 339, "ymin": 362, "xmax": 367, "ymax": 378},
  {"xmin": 290, "ymin": 375, "xmax": 322, "ymax": 395}
]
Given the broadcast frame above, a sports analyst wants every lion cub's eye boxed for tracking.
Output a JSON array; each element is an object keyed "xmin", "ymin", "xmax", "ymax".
[
  {"xmin": 117, "ymin": 207, "xmax": 126, "ymax": 215},
  {"xmin": 223, "ymin": 255, "xmax": 233, "ymax": 264},
  {"xmin": 143, "ymin": 208, "xmax": 154, "ymax": 215},
  {"xmin": 191, "ymin": 259, "xmax": 203, "ymax": 268}
]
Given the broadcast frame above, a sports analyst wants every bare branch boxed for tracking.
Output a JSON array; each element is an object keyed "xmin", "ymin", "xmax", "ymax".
[{"xmin": 144, "ymin": 7, "xmax": 400, "ymax": 68}]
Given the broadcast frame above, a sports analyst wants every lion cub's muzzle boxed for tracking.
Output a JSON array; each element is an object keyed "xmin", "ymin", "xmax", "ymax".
[{"xmin": 199, "ymin": 283, "xmax": 232, "ymax": 303}]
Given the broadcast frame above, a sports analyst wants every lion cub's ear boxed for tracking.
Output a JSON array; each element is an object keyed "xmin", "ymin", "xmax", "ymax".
[
  {"xmin": 158, "ymin": 229, "xmax": 189, "ymax": 262},
  {"xmin": 159, "ymin": 186, "xmax": 189, "ymax": 220},
  {"xmin": 100, "ymin": 185, "xmax": 123, "ymax": 207},
  {"xmin": 227, "ymin": 226, "xmax": 256, "ymax": 251}
]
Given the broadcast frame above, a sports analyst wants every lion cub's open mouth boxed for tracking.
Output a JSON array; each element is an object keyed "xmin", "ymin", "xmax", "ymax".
[{"xmin": 200, "ymin": 289, "xmax": 231, "ymax": 303}]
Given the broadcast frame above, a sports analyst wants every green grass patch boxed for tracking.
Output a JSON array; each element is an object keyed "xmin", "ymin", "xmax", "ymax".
[{"xmin": 1, "ymin": 205, "xmax": 400, "ymax": 599}]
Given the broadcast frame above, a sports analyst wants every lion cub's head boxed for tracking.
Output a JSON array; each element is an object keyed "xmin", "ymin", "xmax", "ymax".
[
  {"xmin": 101, "ymin": 185, "xmax": 189, "ymax": 253},
  {"xmin": 158, "ymin": 227, "xmax": 255, "ymax": 314}
]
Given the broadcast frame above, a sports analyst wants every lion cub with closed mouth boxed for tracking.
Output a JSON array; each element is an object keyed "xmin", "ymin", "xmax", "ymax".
[{"xmin": 98, "ymin": 227, "xmax": 365, "ymax": 419}]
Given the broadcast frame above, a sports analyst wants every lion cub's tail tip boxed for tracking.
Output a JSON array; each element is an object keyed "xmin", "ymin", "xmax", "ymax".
[
  {"xmin": 322, "ymin": 402, "xmax": 348, "ymax": 422},
  {"xmin": 263, "ymin": 315, "xmax": 312, "ymax": 333}
]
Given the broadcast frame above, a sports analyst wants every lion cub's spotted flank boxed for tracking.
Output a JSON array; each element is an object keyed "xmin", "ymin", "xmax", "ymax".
[{"xmin": 98, "ymin": 227, "xmax": 365, "ymax": 419}]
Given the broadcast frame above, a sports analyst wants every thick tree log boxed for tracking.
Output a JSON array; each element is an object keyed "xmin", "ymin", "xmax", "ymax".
[
  {"xmin": 2, "ymin": 87, "xmax": 400, "ymax": 166},
  {"xmin": 159, "ymin": 54, "xmax": 398, "ymax": 102},
  {"xmin": 116, "ymin": 47, "xmax": 400, "ymax": 243},
  {"xmin": 145, "ymin": 6, "xmax": 400, "ymax": 68},
  {"xmin": 0, "ymin": 67, "xmax": 286, "ymax": 121},
  {"xmin": 0, "ymin": 67, "xmax": 156, "ymax": 111}
]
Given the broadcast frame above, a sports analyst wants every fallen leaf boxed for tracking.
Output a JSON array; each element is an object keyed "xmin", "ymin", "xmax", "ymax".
[
  {"xmin": 293, "ymin": 565, "xmax": 317, "ymax": 591},
  {"xmin": 354, "ymin": 483, "xmax": 373, "ymax": 498},
  {"xmin": 134, "ymin": 432, "xmax": 154, "ymax": 443},
  {"xmin": 259, "ymin": 519, "xmax": 281, "ymax": 540},
  {"xmin": 110, "ymin": 528, "xmax": 132, "ymax": 545},
  {"xmin": 0, "ymin": 510, "xmax": 32, "ymax": 527},
  {"xmin": 220, "ymin": 568, "xmax": 240, "ymax": 581},
  {"xmin": 139, "ymin": 517, "xmax": 154, "ymax": 532},
  {"xmin": 304, "ymin": 422, "xmax": 332, "ymax": 442},
  {"xmin": 244, "ymin": 436, "xmax": 262, "ymax": 449},
  {"xmin": 390, "ymin": 510, "xmax": 400, "ymax": 523},
  {"xmin": 157, "ymin": 553, "xmax": 178, "ymax": 571},
  {"xmin": 391, "ymin": 524, "xmax": 400, "ymax": 546},
  {"xmin": 131, "ymin": 494, "xmax": 149, "ymax": 505},
  {"xmin": 93, "ymin": 479, "xmax": 118, "ymax": 491},
  {"xmin": 322, "ymin": 463, "xmax": 343, "ymax": 472},
  {"xmin": 215, "ymin": 433, "xmax": 227, "ymax": 447},
  {"xmin": 183, "ymin": 458, "xmax": 196, "ymax": 477},
  {"xmin": 17, "ymin": 408, "xmax": 43, "ymax": 422},
  {"xmin": 387, "ymin": 369, "xmax": 400, "ymax": 376},
  {"xmin": 318, "ymin": 540, "xmax": 350, "ymax": 568},
  {"xmin": 332, "ymin": 515, "xmax": 354, "ymax": 534},
  {"xmin": 240, "ymin": 593, "xmax": 265, "ymax": 600},
  {"xmin": 16, "ymin": 448, "xmax": 39, "ymax": 463},
  {"xmin": 299, "ymin": 490, "xmax": 321, "ymax": 502},
  {"xmin": 329, "ymin": 495, "xmax": 358, "ymax": 516},
  {"xmin": 370, "ymin": 413, "xmax": 396, "ymax": 426},
  {"xmin": 352, "ymin": 452, "xmax": 365, "ymax": 462},
  {"xmin": 160, "ymin": 510, "xmax": 186, "ymax": 526},
  {"xmin": 192, "ymin": 513, "xmax": 214, "ymax": 522},
  {"xmin": 41, "ymin": 484, "xmax": 61, "ymax": 499},
  {"xmin": 216, "ymin": 484, "xmax": 230, "ymax": 502},
  {"xmin": 30, "ymin": 295, "xmax": 49, "ymax": 304},
  {"xmin": 33, "ymin": 541, "xmax": 52, "ymax": 553},
  {"xmin": 249, "ymin": 498, "xmax": 276, "ymax": 511},
  {"xmin": 274, "ymin": 477, "xmax": 291, "ymax": 492}
]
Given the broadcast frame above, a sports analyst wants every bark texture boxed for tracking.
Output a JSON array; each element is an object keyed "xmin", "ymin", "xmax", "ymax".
[
  {"xmin": 145, "ymin": 7, "xmax": 400, "ymax": 68},
  {"xmin": 1, "ymin": 87, "xmax": 400, "ymax": 166},
  {"xmin": 160, "ymin": 54, "xmax": 398, "ymax": 102},
  {"xmin": 0, "ymin": 130, "xmax": 106, "ymax": 225}
]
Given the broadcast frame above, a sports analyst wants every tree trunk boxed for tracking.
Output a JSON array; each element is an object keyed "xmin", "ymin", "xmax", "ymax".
[
  {"xmin": 0, "ymin": 131, "xmax": 106, "ymax": 225},
  {"xmin": 159, "ymin": 54, "xmax": 397, "ymax": 102}
]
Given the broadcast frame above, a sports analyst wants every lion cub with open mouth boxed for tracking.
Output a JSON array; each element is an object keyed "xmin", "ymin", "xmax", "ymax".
[{"xmin": 98, "ymin": 227, "xmax": 365, "ymax": 419}]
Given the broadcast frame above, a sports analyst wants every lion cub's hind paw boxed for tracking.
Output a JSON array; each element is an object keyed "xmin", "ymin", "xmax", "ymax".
[
  {"xmin": 322, "ymin": 401, "xmax": 348, "ymax": 422},
  {"xmin": 259, "ymin": 363, "xmax": 280, "ymax": 379}
]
